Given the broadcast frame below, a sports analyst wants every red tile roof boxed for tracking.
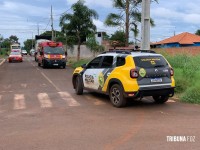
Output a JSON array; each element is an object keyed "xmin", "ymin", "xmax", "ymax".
[{"xmin": 154, "ymin": 32, "xmax": 200, "ymax": 45}]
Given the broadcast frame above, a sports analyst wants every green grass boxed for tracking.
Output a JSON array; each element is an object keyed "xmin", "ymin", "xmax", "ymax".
[
  {"xmin": 180, "ymin": 82, "xmax": 200, "ymax": 104},
  {"xmin": 0, "ymin": 48, "xmax": 9, "ymax": 58},
  {"xmin": 68, "ymin": 58, "xmax": 91, "ymax": 69},
  {"xmin": 163, "ymin": 53, "xmax": 200, "ymax": 104}
]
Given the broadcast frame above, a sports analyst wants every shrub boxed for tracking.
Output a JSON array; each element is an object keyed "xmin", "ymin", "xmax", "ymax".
[
  {"xmin": 180, "ymin": 83, "xmax": 200, "ymax": 104},
  {"xmin": 165, "ymin": 54, "xmax": 190, "ymax": 69},
  {"xmin": 174, "ymin": 74, "xmax": 190, "ymax": 93},
  {"xmin": 71, "ymin": 59, "xmax": 90, "ymax": 68}
]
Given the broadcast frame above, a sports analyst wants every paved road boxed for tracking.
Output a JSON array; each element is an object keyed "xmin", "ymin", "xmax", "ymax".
[{"xmin": 0, "ymin": 56, "xmax": 199, "ymax": 150}]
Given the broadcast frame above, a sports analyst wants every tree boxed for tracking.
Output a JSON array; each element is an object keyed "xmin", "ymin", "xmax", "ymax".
[
  {"xmin": 1, "ymin": 38, "xmax": 11, "ymax": 49},
  {"xmin": 110, "ymin": 30, "xmax": 126, "ymax": 47},
  {"xmin": 86, "ymin": 34, "xmax": 105, "ymax": 57},
  {"xmin": 105, "ymin": 0, "xmax": 157, "ymax": 46},
  {"xmin": 24, "ymin": 39, "xmax": 35, "ymax": 52},
  {"xmin": 0, "ymin": 34, "xmax": 3, "ymax": 43},
  {"xmin": 40, "ymin": 30, "xmax": 66, "ymax": 43},
  {"xmin": 60, "ymin": 0, "xmax": 98, "ymax": 61},
  {"xmin": 195, "ymin": 29, "xmax": 200, "ymax": 36},
  {"xmin": 40, "ymin": 31, "xmax": 52, "ymax": 37},
  {"xmin": 9, "ymin": 35, "xmax": 19, "ymax": 44}
]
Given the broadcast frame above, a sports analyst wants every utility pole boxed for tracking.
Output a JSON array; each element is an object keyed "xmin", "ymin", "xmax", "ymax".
[
  {"xmin": 141, "ymin": 0, "xmax": 150, "ymax": 50},
  {"xmin": 51, "ymin": 5, "xmax": 54, "ymax": 41},
  {"xmin": 37, "ymin": 23, "xmax": 39, "ymax": 35},
  {"xmin": 32, "ymin": 32, "xmax": 34, "ymax": 49},
  {"xmin": 125, "ymin": 0, "xmax": 130, "ymax": 47}
]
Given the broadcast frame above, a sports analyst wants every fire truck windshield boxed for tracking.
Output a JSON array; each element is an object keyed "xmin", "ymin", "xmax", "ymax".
[{"xmin": 44, "ymin": 46, "xmax": 64, "ymax": 54}]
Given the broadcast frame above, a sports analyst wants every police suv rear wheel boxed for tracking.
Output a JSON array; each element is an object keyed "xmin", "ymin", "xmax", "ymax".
[
  {"xmin": 109, "ymin": 84, "xmax": 126, "ymax": 108},
  {"xmin": 153, "ymin": 95, "xmax": 169, "ymax": 104},
  {"xmin": 75, "ymin": 76, "xmax": 83, "ymax": 95}
]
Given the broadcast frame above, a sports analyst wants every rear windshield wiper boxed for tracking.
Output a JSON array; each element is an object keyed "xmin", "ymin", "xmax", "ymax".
[{"xmin": 154, "ymin": 65, "xmax": 165, "ymax": 68}]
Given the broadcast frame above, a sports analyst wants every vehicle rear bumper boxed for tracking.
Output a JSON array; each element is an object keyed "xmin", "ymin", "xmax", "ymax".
[
  {"xmin": 44, "ymin": 59, "xmax": 66, "ymax": 67},
  {"xmin": 9, "ymin": 58, "xmax": 22, "ymax": 62},
  {"xmin": 124, "ymin": 87, "xmax": 175, "ymax": 98},
  {"xmin": 138, "ymin": 88, "xmax": 174, "ymax": 97}
]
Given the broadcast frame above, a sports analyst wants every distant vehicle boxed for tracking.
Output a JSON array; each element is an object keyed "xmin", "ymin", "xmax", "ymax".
[
  {"xmin": 21, "ymin": 50, "xmax": 28, "ymax": 55},
  {"xmin": 8, "ymin": 51, "xmax": 23, "ymax": 63},
  {"xmin": 37, "ymin": 41, "xmax": 66, "ymax": 68},
  {"xmin": 34, "ymin": 35, "xmax": 51, "ymax": 62},
  {"xmin": 29, "ymin": 49, "xmax": 35, "ymax": 56},
  {"xmin": 10, "ymin": 43, "xmax": 21, "ymax": 53},
  {"xmin": 11, "ymin": 49, "xmax": 21, "ymax": 53}
]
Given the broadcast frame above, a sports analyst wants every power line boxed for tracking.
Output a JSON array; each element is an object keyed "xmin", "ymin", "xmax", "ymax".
[
  {"xmin": 44, "ymin": 19, "xmax": 51, "ymax": 31},
  {"xmin": 53, "ymin": 8, "xmax": 72, "ymax": 16}
]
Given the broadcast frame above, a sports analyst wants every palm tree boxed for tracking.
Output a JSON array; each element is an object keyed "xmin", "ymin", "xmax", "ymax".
[
  {"xmin": 105, "ymin": 0, "xmax": 157, "ymax": 46},
  {"xmin": 60, "ymin": 0, "xmax": 98, "ymax": 61},
  {"xmin": 86, "ymin": 34, "xmax": 105, "ymax": 57}
]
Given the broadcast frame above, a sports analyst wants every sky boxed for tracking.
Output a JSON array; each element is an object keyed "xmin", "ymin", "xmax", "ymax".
[{"xmin": 1, "ymin": 0, "xmax": 200, "ymax": 46}]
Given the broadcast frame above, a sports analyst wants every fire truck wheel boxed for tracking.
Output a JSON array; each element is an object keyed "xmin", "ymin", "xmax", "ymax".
[{"xmin": 42, "ymin": 61, "xmax": 46, "ymax": 68}]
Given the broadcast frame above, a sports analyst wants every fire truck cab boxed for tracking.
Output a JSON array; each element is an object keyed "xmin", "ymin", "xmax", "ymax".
[{"xmin": 37, "ymin": 41, "xmax": 66, "ymax": 68}]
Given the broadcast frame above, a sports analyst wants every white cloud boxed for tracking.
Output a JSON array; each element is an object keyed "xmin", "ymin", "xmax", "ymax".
[
  {"xmin": 66, "ymin": 0, "xmax": 112, "ymax": 8},
  {"xmin": 1, "ymin": 1, "xmax": 49, "ymax": 17},
  {"xmin": 183, "ymin": 14, "xmax": 200, "ymax": 24},
  {"xmin": 93, "ymin": 19, "xmax": 119, "ymax": 36},
  {"xmin": 151, "ymin": 7, "xmax": 184, "ymax": 20},
  {"xmin": 1, "ymin": 0, "xmax": 200, "ymax": 45}
]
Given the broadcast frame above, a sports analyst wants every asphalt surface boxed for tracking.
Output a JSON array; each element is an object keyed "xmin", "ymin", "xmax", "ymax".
[{"xmin": 0, "ymin": 56, "xmax": 199, "ymax": 150}]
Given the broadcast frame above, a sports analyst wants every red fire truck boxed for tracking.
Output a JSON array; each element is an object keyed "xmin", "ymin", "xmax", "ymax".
[{"xmin": 37, "ymin": 41, "xmax": 67, "ymax": 68}]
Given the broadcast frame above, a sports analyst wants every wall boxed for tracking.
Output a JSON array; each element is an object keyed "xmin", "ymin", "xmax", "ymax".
[
  {"xmin": 66, "ymin": 45, "xmax": 98, "ymax": 59},
  {"xmin": 154, "ymin": 46, "xmax": 200, "ymax": 55}
]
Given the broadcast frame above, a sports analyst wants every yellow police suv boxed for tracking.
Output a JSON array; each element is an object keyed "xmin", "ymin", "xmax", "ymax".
[{"xmin": 72, "ymin": 50, "xmax": 175, "ymax": 107}]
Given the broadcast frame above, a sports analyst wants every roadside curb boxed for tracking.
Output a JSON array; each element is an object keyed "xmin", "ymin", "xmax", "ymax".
[{"xmin": 0, "ymin": 58, "xmax": 6, "ymax": 66}]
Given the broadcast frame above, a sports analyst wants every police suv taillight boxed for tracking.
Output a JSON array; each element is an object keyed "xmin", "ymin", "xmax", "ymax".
[
  {"xmin": 130, "ymin": 69, "xmax": 138, "ymax": 78},
  {"xmin": 170, "ymin": 67, "xmax": 174, "ymax": 76}
]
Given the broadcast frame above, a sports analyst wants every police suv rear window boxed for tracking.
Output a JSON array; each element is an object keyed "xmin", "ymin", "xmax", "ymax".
[{"xmin": 133, "ymin": 56, "xmax": 168, "ymax": 68}]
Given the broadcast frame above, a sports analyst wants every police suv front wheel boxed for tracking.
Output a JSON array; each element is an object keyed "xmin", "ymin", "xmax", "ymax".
[
  {"xmin": 109, "ymin": 84, "xmax": 126, "ymax": 108},
  {"xmin": 75, "ymin": 76, "xmax": 83, "ymax": 95},
  {"xmin": 153, "ymin": 95, "xmax": 169, "ymax": 104}
]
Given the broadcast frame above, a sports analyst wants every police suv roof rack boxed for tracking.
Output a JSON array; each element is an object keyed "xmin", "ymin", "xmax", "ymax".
[
  {"xmin": 101, "ymin": 50, "xmax": 156, "ymax": 54},
  {"xmin": 131, "ymin": 50, "xmax": 156, "ymax": 53},
  {"xmin": 102, "ymin": 50, "xmax": 131, "ymax": 54}
]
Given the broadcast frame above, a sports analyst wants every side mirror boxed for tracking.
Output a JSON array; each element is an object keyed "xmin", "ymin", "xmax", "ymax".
[{"xmin": 81, "ymin": 64, "xmax": 87, "ymax": 68}]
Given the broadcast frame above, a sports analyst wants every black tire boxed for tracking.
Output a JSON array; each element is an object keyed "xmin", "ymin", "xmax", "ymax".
[
  {"xmin": 109, "ymin": 84, "xmax": 126, "ymax": 108},
  {"xmin": 38, "ymin": 62, "xmax": 41, "ymax": 66},
  {"xmin": 153, "ymin": 95, "xmax": 169, "ymax": 104},
  {"xmin": 63, "ymin": 65, "xmax": 66, "ymax": 69},
  {"xmin": 42, "ymin": 61, "xmax": 46, "ymax": 68},
  {"xmin": 75, "ymin": 76, "xmax": 83, "ymax": 95}
]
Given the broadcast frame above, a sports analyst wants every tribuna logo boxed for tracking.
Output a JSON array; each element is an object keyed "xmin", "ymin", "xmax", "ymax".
[{"xmin": 166, "ymin": 136, "xmax": 195, "ymax": 142}]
